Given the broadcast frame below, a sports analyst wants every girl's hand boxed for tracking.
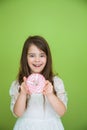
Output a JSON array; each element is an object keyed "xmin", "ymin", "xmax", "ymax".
[
  {"xmin": 43, "ymin": 80, "xmax": 53, "ymax": 96},
  {"xmin": 20, "ymin": 77, "xmax": 30, "ymax": 95}
]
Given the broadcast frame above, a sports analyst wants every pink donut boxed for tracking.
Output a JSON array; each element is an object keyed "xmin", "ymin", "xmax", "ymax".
[{"xmin": 26, "ymin": 73, "xmax": 46, "ymax": 94}]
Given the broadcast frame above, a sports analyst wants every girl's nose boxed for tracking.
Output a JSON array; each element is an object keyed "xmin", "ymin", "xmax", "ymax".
[{"xmin": 35, "ymin": 56, "xmax": 40, "ymax": 61}]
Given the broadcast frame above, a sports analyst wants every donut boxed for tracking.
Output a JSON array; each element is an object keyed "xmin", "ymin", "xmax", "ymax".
[{"xmin": 26, "ymin": 73, "xmax": 45, "ymax": 94}]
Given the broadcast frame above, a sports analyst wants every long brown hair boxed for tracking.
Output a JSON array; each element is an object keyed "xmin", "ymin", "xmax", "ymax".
[{"xmin": 17, "ymin": 35, "xmax": 55, "ymax": 90}]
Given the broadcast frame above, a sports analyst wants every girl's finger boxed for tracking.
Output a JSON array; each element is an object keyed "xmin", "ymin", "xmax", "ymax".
[{"xmin": 23, "ymin": 76, "xmax": 27, "ymax": 82}]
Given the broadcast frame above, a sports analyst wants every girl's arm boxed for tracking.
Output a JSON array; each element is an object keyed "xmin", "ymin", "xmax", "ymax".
[
  {"xmin": 43, "ymin": 80, "xmax": 67, "ymax": 116},
  {"xmin": 13, "ymin": 77, "xmax": 29, "ymax": 117},
  {"xmin": 46, "ymin": 92, "xmax": 66, "ymax": 116}
]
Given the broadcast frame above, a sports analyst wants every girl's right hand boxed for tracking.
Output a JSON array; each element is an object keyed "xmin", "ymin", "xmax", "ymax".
[{"xmin": 20, "ymin": 76, "xmax": 30, "ymax": 95}]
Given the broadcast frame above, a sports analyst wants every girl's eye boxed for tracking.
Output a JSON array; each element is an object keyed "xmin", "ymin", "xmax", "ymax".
[
  {"xmin": 28, "ymin": 54, "xmax": 35, "ymax": 57},
  {"xmin": 30, "ymin": 55, "xmax": 34, "ymax": 57},
  {"xmin": 40, "ymin": 55, "xmax": 45, "ymax": 57},
  {"xmin": 40, "ymin": 54, "xmax": 46, "ymax": 58}
]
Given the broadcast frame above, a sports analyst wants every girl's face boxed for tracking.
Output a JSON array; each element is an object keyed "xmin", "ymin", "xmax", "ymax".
[{"xmin": 27, "ymin": 44, "xmax": 47, "ymax": 74}]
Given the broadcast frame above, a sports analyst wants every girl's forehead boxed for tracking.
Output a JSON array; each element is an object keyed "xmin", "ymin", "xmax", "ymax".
[{"xmin": 28, "ymin": 44, "xmax": 44, "ymax": 53}]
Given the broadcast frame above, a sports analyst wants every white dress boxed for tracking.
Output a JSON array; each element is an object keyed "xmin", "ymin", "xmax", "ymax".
[{"xmin": 9, "ymin": 76, "xmax": 68, "ymax": 130}]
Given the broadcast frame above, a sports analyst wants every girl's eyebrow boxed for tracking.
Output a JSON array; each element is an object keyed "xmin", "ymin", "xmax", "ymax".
[
  {"xmin": 27, "ymin": 52, "xmax": 46, "ymax": 55},
  {"xmin": 28, "ymin": 52, "xmax": 34, "ymax": 54},
  {"xmin": 27, "ymin": 53, "xmax": 35, "ymax": 55}
]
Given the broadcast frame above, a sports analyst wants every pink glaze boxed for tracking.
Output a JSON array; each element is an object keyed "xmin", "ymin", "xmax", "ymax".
[{"xmin": 26, "ymin": 73, "xmax": 46, "ymax": 94}]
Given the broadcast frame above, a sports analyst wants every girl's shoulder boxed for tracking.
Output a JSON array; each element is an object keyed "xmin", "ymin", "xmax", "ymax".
[
  {"xmin": 53, "ymin": 75, "xmax": 64, "ymax": 84},
  {"xmin": 9, "ymin": 80, "xmax": 20, "ymax": 95},
  {"xmin": 53, "ymin": 76, "xmax": 65, "ymax": 91}
]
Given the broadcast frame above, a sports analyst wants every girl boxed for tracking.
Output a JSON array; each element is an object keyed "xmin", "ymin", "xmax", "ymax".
[{"xmin": 9, "ymin": 35, "xmax": 68, "ymax": 130}]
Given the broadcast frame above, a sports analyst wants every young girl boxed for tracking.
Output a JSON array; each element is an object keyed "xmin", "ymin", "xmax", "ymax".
[{"xmin": 9, "ymin": 35, "xmax": 68, "ymax": 130}]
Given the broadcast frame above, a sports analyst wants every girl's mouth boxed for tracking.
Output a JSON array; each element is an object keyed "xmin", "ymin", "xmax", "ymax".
[{"xmin": 33, "ymin": 64, "xmax": 42, "ymax": 67}]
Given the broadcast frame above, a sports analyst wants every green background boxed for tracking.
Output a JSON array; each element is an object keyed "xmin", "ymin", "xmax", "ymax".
[{"xmin": 0, "ymin": 0, "xmax": 87, "ymax": 130}]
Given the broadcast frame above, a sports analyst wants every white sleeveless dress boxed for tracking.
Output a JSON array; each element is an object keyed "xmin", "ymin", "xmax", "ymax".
[{"xmin": 9, "ymin": 76, "xmax": 68, "ymax": 130}]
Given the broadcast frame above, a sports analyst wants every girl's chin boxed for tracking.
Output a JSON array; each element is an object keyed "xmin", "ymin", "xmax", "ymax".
[
  {"xmin": 31, "ymin": 67, "xmax": 43, "ymax": 73},
  {"xmin": 31, "ymin": 70, "xmax": 41, "ymax": 73}
]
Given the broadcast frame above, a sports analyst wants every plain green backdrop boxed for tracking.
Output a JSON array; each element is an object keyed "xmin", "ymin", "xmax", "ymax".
[{"xmin": 0, "ymin": 0, "xmax": 87, "ymax": 130}]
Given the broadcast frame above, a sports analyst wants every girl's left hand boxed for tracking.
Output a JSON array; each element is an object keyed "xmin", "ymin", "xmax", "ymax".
[{"xmin": 43, "ymin": 80, "xmax": 53, "ymax": 96}]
